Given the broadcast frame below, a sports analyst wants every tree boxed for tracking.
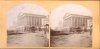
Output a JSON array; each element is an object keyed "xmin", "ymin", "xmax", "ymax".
[
  {"xmin": 30, "ymin": 26, "xmax": 36, "ymax": 32},
  {"xmin": 75, "ymin": 27, "xmax": 82, "ymax": 33}
]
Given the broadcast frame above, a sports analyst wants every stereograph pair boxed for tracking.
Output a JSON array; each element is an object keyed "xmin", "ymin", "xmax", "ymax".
[{"xmin": 7, "ymin": 3, "xmax": 92, "ymax": 47}]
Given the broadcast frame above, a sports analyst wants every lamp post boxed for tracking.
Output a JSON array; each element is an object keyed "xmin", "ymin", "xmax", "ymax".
[{"xmin": 44, "ymin": 24, "xmax": 49, "ymax": 34}]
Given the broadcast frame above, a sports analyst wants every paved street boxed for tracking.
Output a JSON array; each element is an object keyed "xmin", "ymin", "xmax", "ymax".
[
  {"xmin": 7, "ymin": 31, "xmax": 49, "ymax": 47},
  {"xmin": 51, "ymin": 32, "xmax": 92, "ymax": 47}
]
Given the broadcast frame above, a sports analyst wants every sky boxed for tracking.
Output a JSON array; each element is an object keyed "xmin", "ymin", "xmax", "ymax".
[
  {"xmin": 7, "ymin": 3, "xmax": 49, "ymax": 29},
  {"xmin": 7, "ymin": 3, "xmax": 92, "ymax": 30},
  {"xmin": 50, "ymin": 4, "xmax": 92, "ymax": 30}
]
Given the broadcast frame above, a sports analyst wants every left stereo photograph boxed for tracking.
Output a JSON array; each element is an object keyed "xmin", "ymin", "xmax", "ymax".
[{"xmin": 7, "ymin": 4, "xmax": 49, "ymax": 47}]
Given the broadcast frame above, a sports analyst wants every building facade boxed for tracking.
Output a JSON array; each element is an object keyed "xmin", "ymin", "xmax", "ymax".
[
  {"xmin": 63, "ymin": 13, "xmax": 92, "ymax": 32},
  {"xmin": 16, "ymin": 13, "xmax": 48, "ymax": 32}
]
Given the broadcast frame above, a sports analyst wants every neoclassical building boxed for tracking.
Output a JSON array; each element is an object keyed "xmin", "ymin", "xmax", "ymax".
[
  {"xmin": 16, "ymin": 13, "xmax": 48, "ymax": 32},
  {"xmin": 63, "ymin": 13, "xmax": 92, "ymax": 32}
]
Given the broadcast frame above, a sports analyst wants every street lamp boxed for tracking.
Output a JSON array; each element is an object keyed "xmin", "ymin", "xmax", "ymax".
[{"xmin": 44, "ymin": 24, "xmax": 49, "ymax": 34}]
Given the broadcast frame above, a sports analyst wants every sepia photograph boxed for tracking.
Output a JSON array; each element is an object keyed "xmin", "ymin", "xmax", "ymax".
[
  {"xmin": 7, "ymin": 4, "xmax": 49, "ymax": 47},
  {"xmin": 0, "ymin": 1, "xmax": 99, "ymax": 48},
  {"xmin": 50, "ymin": 4, "xmax": 92, "ymax": 47}
]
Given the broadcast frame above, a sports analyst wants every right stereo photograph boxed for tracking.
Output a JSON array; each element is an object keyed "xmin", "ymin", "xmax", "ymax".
[{"xmin": 50, "ymin": 4, "xmax": 92, "ymax": 47}]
